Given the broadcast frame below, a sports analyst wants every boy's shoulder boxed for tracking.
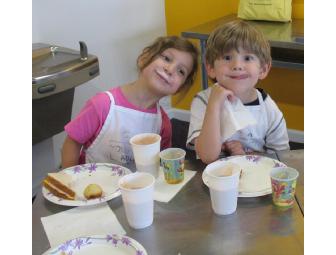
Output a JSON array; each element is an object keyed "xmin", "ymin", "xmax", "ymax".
[
  {"xmin": 193, "ymin": 86, "xmax": 213, "ymax": 101},
  {"xmin": 257, "ymin": 88, "xmax": 268, "ymax": 101}
]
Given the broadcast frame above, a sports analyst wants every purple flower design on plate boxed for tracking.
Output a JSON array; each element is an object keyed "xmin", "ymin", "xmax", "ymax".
[
  {"xmin": 245, "ymin": 155, "xmax": 261, "ymax": 163},
  {"xmin": 84, "ymin": 237, "xmax": 92, "ymax": 245},
  {"xmin": 106, "ymin": 234, "xmax": 119, "ymax": 246},
  {"xmin": 74, "ymin": 238, "xmax": 85, "ymax": 250},
  {"xmin": 121, "ymin": 236, "xmax": 131, "ymax": 246},
  {"xmin": 110, "ymin": 165, "xmax": 125, "ymax": 176},
  {"xmin": 87, "ymin": 163, "xmax": 97, "ymax": 173},
  {"xmin": 111, "ymin": 165, "xmax": 121, "ymax": 171},
  {"xmin": 273, "ymin": 160, "xmax": 286, "ymax": 168},
  {"xmin": 58, "ymin": 240, "xmax": 72, "ymax": 252},
  {"xmin": 106, "ymin": 234, "xmax": 113, "ymax": 242},
  {"xmin": 136, "ymin": 250, "xmax": 144, "ymax": 255},
  {"xmin": 73, "ymin": 166, "xmax": 82, "ymax": 174},
  {"xmin": 117, "ymin": 168, "xmax": 125, "ymax": 176},
  {"xmin": 112, "ymin": 237, "xmax": 118, "ymax": 246}
]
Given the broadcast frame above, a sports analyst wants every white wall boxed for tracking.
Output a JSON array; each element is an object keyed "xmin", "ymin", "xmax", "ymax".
[{"xmin": 32, "ymin": 0, "xmax": 167, "ymax": 195}]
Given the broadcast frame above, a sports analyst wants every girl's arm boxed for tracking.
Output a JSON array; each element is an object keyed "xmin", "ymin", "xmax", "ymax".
[{"xmin": 61, "ymin": 136, "xmax": 82, "ymax": 169}]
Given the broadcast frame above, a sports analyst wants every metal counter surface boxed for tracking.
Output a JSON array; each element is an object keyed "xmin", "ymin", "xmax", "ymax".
[
  {"xmin": 33, "ymin": 154, "xmax": 303, "ymax": 255},
  {"xmin": 276, "ymin": 149, "xmax": 304, "ymax": 214}
]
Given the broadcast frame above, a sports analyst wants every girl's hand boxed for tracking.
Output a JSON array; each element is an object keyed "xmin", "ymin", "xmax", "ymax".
[{"xmin": 223, "ymin": 140, "xmax": 245, "ymax": 156}]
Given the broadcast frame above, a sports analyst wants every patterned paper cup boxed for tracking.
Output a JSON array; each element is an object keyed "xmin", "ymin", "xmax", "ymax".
[
  {"xmin": 270, "ymin": 167, "xmax": 299, "ymax": 208},
  {"xmin": 159, "ymin": 148, "xmax": 186, "ymax": 184}
]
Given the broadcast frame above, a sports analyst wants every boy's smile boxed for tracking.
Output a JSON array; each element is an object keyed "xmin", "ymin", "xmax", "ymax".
[{"xmin": 228, "ymin": 74, "xmax": 249, "ymax": 80}]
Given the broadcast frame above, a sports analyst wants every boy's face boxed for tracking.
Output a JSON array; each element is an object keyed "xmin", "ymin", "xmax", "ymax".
[{"xmin": 206, "ymin": 48, "xmax": 270, "ymax": 101}]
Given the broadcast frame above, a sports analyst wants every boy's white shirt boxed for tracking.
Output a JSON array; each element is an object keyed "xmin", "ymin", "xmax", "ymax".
[{"xmin": 186, "ymin": 86, "xmax": 289, "ymax": 154}]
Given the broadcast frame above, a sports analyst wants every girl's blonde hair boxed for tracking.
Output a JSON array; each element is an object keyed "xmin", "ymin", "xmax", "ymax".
[
  {"xmin": 206, "ymin": 20, "xmax": 271, "ymax": 67},
  {"xmin": 137, "ymin": 36, "xmax": 199, "ymax": 90}
]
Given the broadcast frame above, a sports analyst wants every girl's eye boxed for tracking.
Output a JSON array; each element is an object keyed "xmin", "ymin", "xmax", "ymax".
[
  {"xmin": 161, "ymin": 54, "xmax": 171, "ymax": 62},
  {"xmin": 178, "ymin": 69, "xmax": 186, "ymax": 76}
]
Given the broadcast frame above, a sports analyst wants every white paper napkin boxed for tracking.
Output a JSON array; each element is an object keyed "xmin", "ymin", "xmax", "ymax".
[
  {"xmin": 220, "ymin": 98, "xmax": 257, "ymax": 141},
  {"xmin": 154, "ymin": 169, "xmax": 196, "ymax": 203},
  {"xmin": 41, "ymin": 202, "xmax": 126, "ymax": 248}
]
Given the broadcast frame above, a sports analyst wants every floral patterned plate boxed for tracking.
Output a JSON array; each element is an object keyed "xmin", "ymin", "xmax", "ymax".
[
  {"xmin": 220, "ymin": 155, "xmax": 287, "ymax": 197},
  {"xmin": 42, "ymin": 163, "xmax": 132, "ymax": 206},
  {"xmin": 42, "ymin": 234, "xmax": 147, "ymax": 255}
]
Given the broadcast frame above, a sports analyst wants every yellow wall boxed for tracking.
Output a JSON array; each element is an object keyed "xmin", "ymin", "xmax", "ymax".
[{"xmin": 165, "ymin": 0, "xmax": 304, "ymax": 131}]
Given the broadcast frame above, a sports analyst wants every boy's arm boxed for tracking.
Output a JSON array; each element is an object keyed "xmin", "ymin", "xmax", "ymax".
[
  {"xmin": 61, "ymin": 136, "xmax": 82, "ymax": 169},
  {"xmin": 195, "ymin": 85, "xmax": 234, "ymax": 164},
  {"xmin": 195, "ymin": 99, "xmax": 222, "ymax": 163}
]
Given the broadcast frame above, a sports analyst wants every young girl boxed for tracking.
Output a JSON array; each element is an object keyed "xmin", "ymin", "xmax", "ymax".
[{"xmin": 61, "ymin": 36, "xmax": 198, "ymax": 168}]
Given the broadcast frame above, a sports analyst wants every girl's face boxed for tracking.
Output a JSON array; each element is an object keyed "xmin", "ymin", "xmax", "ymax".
[
  {"xmin": 206, "ymin": 48, "xmax": 269, "ymax": 102},
  {"xmin": 141, "ymin": 48, "xmax": 193, "ymax": 96}
]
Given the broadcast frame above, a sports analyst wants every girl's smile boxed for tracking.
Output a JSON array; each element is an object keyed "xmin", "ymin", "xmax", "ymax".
[{"xmin": 155, "ymin": 69, "xmax": 171, "ymax": 86}]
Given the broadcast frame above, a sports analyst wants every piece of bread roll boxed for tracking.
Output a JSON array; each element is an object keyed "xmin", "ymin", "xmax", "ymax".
[{"xmin": 84, "ymin": 184, "xmax": 103, "ymax": 199}]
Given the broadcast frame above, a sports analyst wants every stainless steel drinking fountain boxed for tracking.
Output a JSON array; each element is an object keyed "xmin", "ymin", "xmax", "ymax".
[
  {"xmin": 32, "ymin": 41, "xmax": 99, "ymax": 144},
  {"xmin": 32, "ymin": 41, "xmax": 100, "ymax": 197}
]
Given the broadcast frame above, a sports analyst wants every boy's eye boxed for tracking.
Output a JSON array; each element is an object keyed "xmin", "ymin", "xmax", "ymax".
[
  {"xmin": 244, "ymin": 55, "xmax": 254, "ymax": 61},
  {"xmin": 223, "ymin": 55, "xmax": 231, "ymax": 61}
]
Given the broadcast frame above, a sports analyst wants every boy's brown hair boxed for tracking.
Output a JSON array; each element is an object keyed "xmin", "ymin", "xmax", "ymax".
[
  {"xmin": 205, "ymin": 20, "xmax": 272, "ymax": 68},
  {"xmin": 137, "ymin": 36, "xmax": 199, "ymax": 90}
]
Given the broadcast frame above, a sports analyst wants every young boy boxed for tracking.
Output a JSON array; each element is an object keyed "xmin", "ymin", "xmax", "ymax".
[{"xmin": 186, "ymin": 20, "xmax": 289, "ymax": 164}]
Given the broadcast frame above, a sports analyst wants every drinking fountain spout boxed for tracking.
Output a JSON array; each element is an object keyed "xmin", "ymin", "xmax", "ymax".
[{"xmin": 79, "ymin": 41, "xmax": 88, "ymax": 60}]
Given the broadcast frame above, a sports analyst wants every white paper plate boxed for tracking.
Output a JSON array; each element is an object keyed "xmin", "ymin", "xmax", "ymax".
[
  {"xmin": 42, "ymin": 163, "xmax": 132, "ymax": 206},
  {"xmin": 220, "ymin": 155, "xmax": 287, "ymax": 197},
  {"xmin": 42, "ymin": 234, "xmax": 147, "ymax": 255}
]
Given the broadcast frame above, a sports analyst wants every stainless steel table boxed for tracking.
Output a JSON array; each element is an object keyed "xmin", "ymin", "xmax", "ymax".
[
  {"xmin": 276, "ymin": 149, "xmax": 304, "ymax": 214},
  {"xmin": 33, "ymin": 153, "xmax": 304, "ymax": 255}
]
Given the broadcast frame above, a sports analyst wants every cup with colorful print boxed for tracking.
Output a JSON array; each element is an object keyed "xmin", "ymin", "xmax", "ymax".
[
  {"xmin": 159, "ymin": 148, "xmax": 186, "ymax": 184},
  {"xmin": 270, "ymin": 167, "xmax": 299, "ymax": 208}
]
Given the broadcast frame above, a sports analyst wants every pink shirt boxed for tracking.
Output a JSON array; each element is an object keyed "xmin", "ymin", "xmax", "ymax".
[{"xmin": 65, "ymin": 87, "xmax": 172, "ymax": 163}]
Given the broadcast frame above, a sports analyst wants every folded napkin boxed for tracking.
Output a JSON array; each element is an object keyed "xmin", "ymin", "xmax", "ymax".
[
  {"xmin": 154, "ymin": 169, "xmax": 196, "ymax": 203},
  {"xmin": 41, "ymin": 202, "xmax": 126, "ymax": 248},
  {"xmin": 220, "ymin": 98, "xmax": 257, "ymax": 141}
]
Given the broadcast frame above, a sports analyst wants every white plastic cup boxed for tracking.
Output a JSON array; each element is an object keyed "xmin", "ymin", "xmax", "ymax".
[
  {"xmin": 202, "ymin": 161, "xmax": 241, "ymax": 215},
  {"xmin": 118, "ymin": 172, "xmax": 155, "ymax": 229},
  {"xmin": 130, "ymin": 133, "xmax": 161, "ymax": 178}
]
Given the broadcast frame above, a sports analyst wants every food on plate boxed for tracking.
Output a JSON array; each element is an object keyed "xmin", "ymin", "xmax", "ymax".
[
  {"xmin": 43, "ymin": 172, "xmax": 76, "ymax": 200},
  {"xmin": 84, "ymin": 184, "xmax": 103, "ymax": 199},
  {"xmin": 215, "ymin": 163, "xmax": 239, "ymax": 177}
]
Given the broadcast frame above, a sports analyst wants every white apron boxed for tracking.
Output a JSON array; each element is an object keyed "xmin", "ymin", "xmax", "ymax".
[
  {"xmin": 85, "ymin": 91, "xmax": 162, "ymax": 164},
  {"xmin": 228, "ymin": 90, "xmax": 268, "ymax": 153}
]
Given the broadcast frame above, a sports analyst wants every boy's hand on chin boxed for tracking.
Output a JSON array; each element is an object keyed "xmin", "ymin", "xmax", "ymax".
[
  {"xmin": 224, "ymin": 140, "xmax": 245, "ymax": 156},
  {"xmin": 209, "ymin": 84, "xmax": 235, "ymax": 105}
]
